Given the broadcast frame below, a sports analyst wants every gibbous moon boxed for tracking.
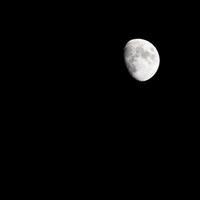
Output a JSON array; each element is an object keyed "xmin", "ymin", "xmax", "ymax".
[{"xmin": 124, "ymin": 39, "xmax": 160, "ymax": 81}]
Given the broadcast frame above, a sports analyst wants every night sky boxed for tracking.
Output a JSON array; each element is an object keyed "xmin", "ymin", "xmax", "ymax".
[{"xmin": 4, "ymin": 1, "xmax": 198, "ymax": 144}]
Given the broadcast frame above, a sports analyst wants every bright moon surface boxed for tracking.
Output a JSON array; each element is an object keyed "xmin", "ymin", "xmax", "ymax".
[{"xmin": 124, "ymin": 39, "xmax": 160, "ymax": 81}]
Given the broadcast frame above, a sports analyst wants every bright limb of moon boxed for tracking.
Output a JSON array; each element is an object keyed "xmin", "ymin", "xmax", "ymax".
[{"xmin": 124, "ymin": 38, "xmax": 160, "ymax": 81}]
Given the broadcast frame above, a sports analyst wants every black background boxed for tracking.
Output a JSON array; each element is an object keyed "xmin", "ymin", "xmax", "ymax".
[
  {"xmin": 4, "ymin": 1, "xmax": 199, "ymax": 141},
  {"xmin": 2, "ymin": 1, "xmax": 199, "ymax": 196}
]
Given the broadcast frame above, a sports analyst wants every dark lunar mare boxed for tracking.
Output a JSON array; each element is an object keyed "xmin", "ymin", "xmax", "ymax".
[
  {"xmin": 126, "ymin": 57, "xmax": 137, "ymax": 73},
  {"xmin": 125, "ymin": 47, "xmax": 138, "ymax": 73},
  {"xmin": 136, "ymin": 46, "xmax": 152, "ymax": 59},
  {"xmin": 124, "ymin": 46, "xmax": 133, "ymax": 58}
]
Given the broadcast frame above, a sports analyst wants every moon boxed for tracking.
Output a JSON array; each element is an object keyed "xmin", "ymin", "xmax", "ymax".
[{"xmin": 124, "ymin": 39, "xmax": 160, "ymax": 81}]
